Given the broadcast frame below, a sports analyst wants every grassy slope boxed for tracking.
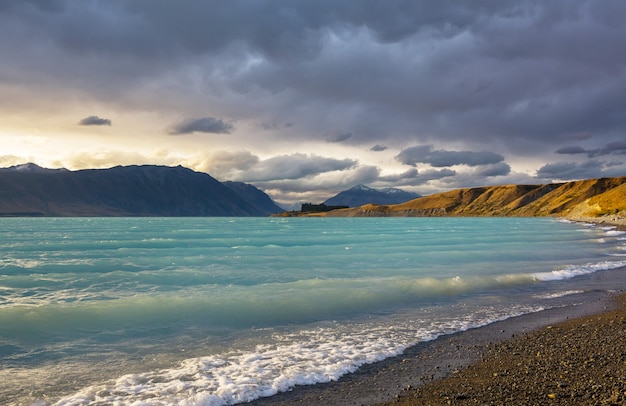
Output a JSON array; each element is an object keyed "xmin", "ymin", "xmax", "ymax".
[{"xmin": 318, "ymin": 176, "xmax": 626, "ymax": 219}]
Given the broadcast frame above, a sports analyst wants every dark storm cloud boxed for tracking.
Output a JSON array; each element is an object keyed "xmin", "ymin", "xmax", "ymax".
[
  {"xmin": 476, "ymin": 162, "xmax": 511, "ymax": 177},
  {"xmin": 536, "ymin": 160, "xmax": 625, "ymax": 180},
  {"xmin": 606, "ymin": 160, "xmax": 624, "ymax": 168},
  {"xmin": 396, "ymin": 145, "xmax": 504, "ymax": 168},
  {"xmin": 555, "ymin": 146, "xmax": 587, "ymax": 155},
  {"xmin": 325, "ymin": 132, "xmax": 352, "ymax": 143},
  {"xmin": 599, "ymin": 141, "xmax": 626, "ymax": 156},
  {"xmin": 260, "ymin": 122, "xmax": 294, "ymax": 131},
  {"xmin": 376, "ymin": 168, "xmax": 456, "ymax": 188},
  {"xmin": 3, "ymin": 0, "xmax": 626, "ymax": 141},
  {"xmin": 555, "ymin": 141, "xmax": 626, "ymax": 158},
  {"xmin": 370, "ymin": 144, "xmax": 388, "ymax": 152},
  {"xmin": 6, "ymin": 1, "xmax": 626, "ymax": 152},
  {"xmin": 3, "ymin": 0, "xmax": 626, "ymax": 198},
  {"xmin": 562, "ymin": 133, "xmax": 592, "ymax": 141},
  {"xmin": 79, "ymin": 115, "xmax": 111, "ymax": 126},
  {"xmin": 169, "ymin": 117, "xmax": 233, "ymax": 135},
  {"xmin": 536, "ymin": 161, "xmax": 601, "ymax": 180}
]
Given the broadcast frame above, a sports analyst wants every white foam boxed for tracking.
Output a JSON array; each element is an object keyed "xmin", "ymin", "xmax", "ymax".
[
  {"xmin": 52, "ymin": 328, "xmax": 409, "ymax": 405},
  {"xmin": 531, "ymin": 260, "xmax": 626, "ymax": 281},
  {"xmin": 50, "ymin": 305, "xmax": 543, "ymax": 406},
  {"xmin": 533, "ymin": 290, "xmax": 584, "ymax": 299}
]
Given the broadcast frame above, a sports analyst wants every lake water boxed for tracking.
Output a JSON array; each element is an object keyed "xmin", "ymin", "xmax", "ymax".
[{"xmin": 1, "ymin": 217, "xmax": 625, "ymax": 405}]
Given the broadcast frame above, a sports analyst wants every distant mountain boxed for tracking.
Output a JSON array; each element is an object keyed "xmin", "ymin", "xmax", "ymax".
[
  {"xmin": 323, "ymin": 184, "xmax": 421, "ymax": 207},
  {"xmin": 0, "ymin": 163, "xmax": 69, "ymax": 173},
  {"xmin": 222, "ymin": 181, "xmax": 283, "ymax": 215},
  {"xmin": 311, "ymin": 177, "xmax": 626, "ymax": 220},
  {"xmin": 0, "ymin": 164, "xmax": 277, "ymax": 216}
]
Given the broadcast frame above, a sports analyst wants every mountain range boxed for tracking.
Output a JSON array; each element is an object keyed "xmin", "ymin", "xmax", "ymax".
[
  {"xmin": 0, "ymin": 164, "xmax": 283, "ymax": 216},
  {"xmin": 2, "ymin": 163, "xmax": 625, "ymax": 221},
  {"xmin": 323, "ymin": 184, "xmax": 421, "ymax": 207},
  {"xmin": 311, "ymin": 176, "xmax": 626, "ymax": 221}
]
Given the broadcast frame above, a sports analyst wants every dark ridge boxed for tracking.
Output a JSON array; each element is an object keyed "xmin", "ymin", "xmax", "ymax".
[{"xmin": 0, "ymin": 164, "xmax": 276, "ymax": 217}]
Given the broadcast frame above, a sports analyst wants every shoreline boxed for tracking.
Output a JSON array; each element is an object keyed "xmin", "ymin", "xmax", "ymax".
[
  {"xmin": 246, "ymin": 290, "xmax": 623, "ymax": 406},
  {"xmin": 562, "ymin": 213, "xmax": 626, "ymax": 230},
  {"xmin": 246, "ymin": 217, "xmax": 626, "ymax": 406},
  {"xmin": 385, "ymin": 292, "xmax": 626, "ymax": 405}
]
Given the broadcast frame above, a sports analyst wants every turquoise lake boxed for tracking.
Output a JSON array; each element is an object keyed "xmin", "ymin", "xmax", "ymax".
[{"xmin": 1, "ymin": 217, "xmax": 625, "ymax": 405}]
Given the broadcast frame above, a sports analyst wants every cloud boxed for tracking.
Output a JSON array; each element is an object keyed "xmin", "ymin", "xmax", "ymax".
[
  {"xmin": 396, "ymin": 145, "xmax": 504, "ymax": 167},
  {"xmin": 241, "ymin": 153, "xmax": 357, "ymax": 182},
  {"xmin": 605, "ymin": 160, "xmax": 624, "ymax": 167},
  {"xmin": 378, "ymin": 168, "xmax": 418, "ymax": 182},
  {"xmin": 53, "ymin": 150, "xmax": 154, "ymax": 170},
  {"xmin": 246, "ymin": 164, "xmax": 380, "ymax": 204},
  {"xmin": 406, "ymin": 169, "xmax": 457, "ymax": 186},
  {"xmin": 4, "ymin": 1, "xmax": 626, "ymax": 204},
  {"xmin": 536, "ymin": 161, "xmax": 599, "ymax": 180},
  {"xmin": 535, "ymin": 160, "xmax": 625, "ymax": 180},
  {"xmin": 79, "ymin": 116, "xmax": 111, "ymax": 126},
  {"xmin": 554, "ymin": 141, "xmax": 626, "ymax": 158},
  {"xmin": 169, "ymin": 117, "xmax": 233, "ymax": 135},
  {"xmin": 0, "ymin": 155, "xmax": 28, "ymax": 168},
  {"xmin": 188, "ymin": 150, "xmax": 260, "ymax": 180},
  {"xmin": 5, "ymin": 3, "xmax": 626, "ymax": 152},
  {"xmin": 190, "ymin": 150, "xmax": 358, "ymax": 184},
  {"xmin": 555, "ymin": 146, "xmax": 587, "ymax": 155},
  {"xmin": 475, "ymin": 162, "xmax": 511, "ymax": 177},
  {"xmin": 325, "ymin": 132, "xmax": 352, "ymax": 143},
  {"xmin": 561, "ymin": 132, "xmax": 592, "ymax": 141},
  {"xmin": 260, "ymin": 121, "xmax": 294, "ymax": 131},
  {"xmin": 599, "ymin": 140, "xmax": 626, "ymax": 155},
  {"xmin": 378, "ymin": 168, "xmax": 456, "ymax": 187},
  {"xmin": 187, "ymin": 150, "xmax": 373, "ymax": 203}
]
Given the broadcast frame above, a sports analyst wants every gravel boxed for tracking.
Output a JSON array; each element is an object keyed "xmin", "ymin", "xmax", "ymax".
[{"xmin": 383, "ymin": 294, "xmax": 626, "ymax": 406}]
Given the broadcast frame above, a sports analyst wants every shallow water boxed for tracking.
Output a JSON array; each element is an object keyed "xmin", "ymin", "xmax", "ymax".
[{"xmin": 1, "ymin": 217, "xmax": 625, "ymax": 405}]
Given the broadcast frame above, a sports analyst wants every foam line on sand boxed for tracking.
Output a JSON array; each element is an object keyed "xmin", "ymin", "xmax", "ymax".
[{"xmin": 247, "ymin": 289, "xmax": 625, "ymax": 405}]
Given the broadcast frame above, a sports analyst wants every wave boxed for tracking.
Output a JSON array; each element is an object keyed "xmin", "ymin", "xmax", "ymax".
[
  {"xmin": 530, "ymin": 260, "xmax": 626, "ymax": 281},
  {"xmin": 533, "ymin": 290, "xmax": 584, "ymax": 299},
  {"xmin": 4, "ymin": 258, "xmax": 624, "ymax": 335},
  {"xmin": 50, "ymin": 304, "xmax": 544, "ymax": 406},
  {"xmin": 0, "ymin": 274, "xmax": 531, "ymax": 332}
]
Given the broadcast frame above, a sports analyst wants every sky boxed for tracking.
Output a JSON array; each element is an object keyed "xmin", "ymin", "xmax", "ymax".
[{"xmin": 2, "ymin": 0, "xmax": 626, "ymax": 206}]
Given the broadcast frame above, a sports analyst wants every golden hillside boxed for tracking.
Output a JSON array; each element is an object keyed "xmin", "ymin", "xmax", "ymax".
[{"xmin": 318, "ymin": 177, "xmax": 626, "ymax": 220}]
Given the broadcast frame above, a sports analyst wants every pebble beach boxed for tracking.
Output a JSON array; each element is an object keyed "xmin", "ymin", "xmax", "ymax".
[{"xmin": 385, "ymin": 293, "xmax": 626, "ymax": 405}]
